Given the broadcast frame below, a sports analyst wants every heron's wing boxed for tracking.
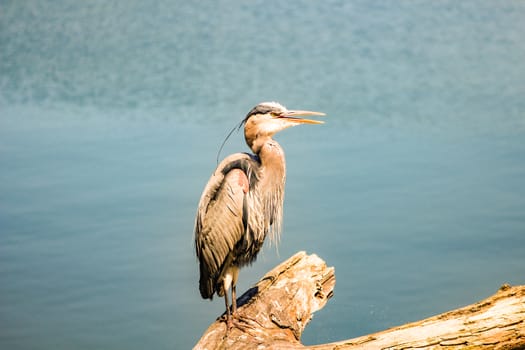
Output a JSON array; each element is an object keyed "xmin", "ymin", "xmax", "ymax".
[{"xmin": 194, "ymin": 153, "xmax": 259, "ymax": 299}]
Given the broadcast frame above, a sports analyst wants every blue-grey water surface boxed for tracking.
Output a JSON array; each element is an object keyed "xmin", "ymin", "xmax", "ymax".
[{"xmin": 1, "ymin": 1, "xmax": 524, "ymax": 349}]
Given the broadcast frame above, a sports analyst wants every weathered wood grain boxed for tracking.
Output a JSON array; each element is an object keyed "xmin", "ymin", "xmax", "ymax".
[{"xmin": 194, "ymin": 252, "xmax": 524, "ymax": 350}]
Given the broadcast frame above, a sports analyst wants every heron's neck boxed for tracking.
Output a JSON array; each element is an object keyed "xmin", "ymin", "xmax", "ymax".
[
  {"xmin": 255, "ymin": 138, "xmax": 286, "ymax": 239},
  {"xmin": 255, "ymin": 138, "xmax": 286, "ymax": 177},
  {"xmin": 248, "ymin": 136, "xmax": 287, "ymax": 195}
]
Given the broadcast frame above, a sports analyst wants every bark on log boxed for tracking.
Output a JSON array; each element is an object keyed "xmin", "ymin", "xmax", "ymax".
[
  {"xmin": 194, "ymin": 252, "xmax": 525, "ymax": 350},
  {"xmin": 194, "ymin": 251, "xmax": 335, "ymax": 350}
]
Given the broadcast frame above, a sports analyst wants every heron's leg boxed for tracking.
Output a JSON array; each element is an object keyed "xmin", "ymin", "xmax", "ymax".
[
  {"xmin": 231, "ymin": 266, "xmax": 240, "ymax": 315},
  {"xmin": 231, "ymin": 284, "xmax": 237, "ymax": 315},
  {"xmin": 223, "ymin": 290, "xmax": 233, "ymax": 329}
]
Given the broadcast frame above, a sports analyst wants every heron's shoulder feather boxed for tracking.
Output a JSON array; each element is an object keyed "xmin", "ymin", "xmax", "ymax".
[
  {"xmin": 196, "ymin": 153, "xmax": 259, "ymax": 219},
  {"xmin": 194, "ymin": 152, "xmax": 260, "ymax": 249}
]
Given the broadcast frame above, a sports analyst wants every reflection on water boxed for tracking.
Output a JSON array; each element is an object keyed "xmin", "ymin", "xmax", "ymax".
[{"xmin": 1, "ymin": 1, "xmax": 524, "ymax": 349}]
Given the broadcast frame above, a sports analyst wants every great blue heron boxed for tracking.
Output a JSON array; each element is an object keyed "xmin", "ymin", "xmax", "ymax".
[{"xmin": 194, "ymin": 102, "xmax": 325, "ymax": 328}]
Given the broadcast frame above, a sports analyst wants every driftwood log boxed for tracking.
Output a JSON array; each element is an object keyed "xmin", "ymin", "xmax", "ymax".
[{"xmin": 194, "ymin": 251, "xmax": 525, "ymax": 349}]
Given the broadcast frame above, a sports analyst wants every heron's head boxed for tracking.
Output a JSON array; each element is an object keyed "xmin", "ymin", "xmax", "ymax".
[{"xmin": 243, "ymin": 102, "xmax": 325, "ymax": 152}]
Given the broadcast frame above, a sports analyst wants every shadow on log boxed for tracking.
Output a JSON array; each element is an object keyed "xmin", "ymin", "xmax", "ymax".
[{"xmin": 194, "ymin": 251, "xmax": 525, "ymax": 350}]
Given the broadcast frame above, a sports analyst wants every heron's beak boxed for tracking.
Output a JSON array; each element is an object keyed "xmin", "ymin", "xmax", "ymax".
[{"xmin": 280, "ymin": 110, "xmax": 326, "ymax": 124}]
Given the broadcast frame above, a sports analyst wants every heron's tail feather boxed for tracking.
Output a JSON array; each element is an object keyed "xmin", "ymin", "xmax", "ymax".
[{"xmin": 199, "ymin": 265, "xmax": 215, "ymax": 300}]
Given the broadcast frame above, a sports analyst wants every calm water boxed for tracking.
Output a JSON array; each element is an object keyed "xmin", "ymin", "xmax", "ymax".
[{"xmin": 1, "ymin": 1, "xmax": 524, "ymax": 349}]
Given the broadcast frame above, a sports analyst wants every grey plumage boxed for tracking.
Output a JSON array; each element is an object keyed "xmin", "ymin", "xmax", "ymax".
[
  {"xmin": 195, "ymin": 152, "xmax": 276, "ymax": 299},
  {"xmin": 193, "ymin": 102, "xmax": 324, "ymax": 327}
]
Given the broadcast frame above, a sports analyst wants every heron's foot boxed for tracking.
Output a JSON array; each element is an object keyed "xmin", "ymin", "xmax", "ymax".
[
  {"xmin": 231, "ymin": 316, "xmax": 254, "ymax": 333},
  {"xmin": 226, "ymin": 317, "xmax": 234, "ymax": 331},
  {"xmin": 220, "ymin": 313, "xmax": 253, "ymax": 334},
  {"xmin": 218, "ymin": 313, "xmax": 235, "ymax": 330}
]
